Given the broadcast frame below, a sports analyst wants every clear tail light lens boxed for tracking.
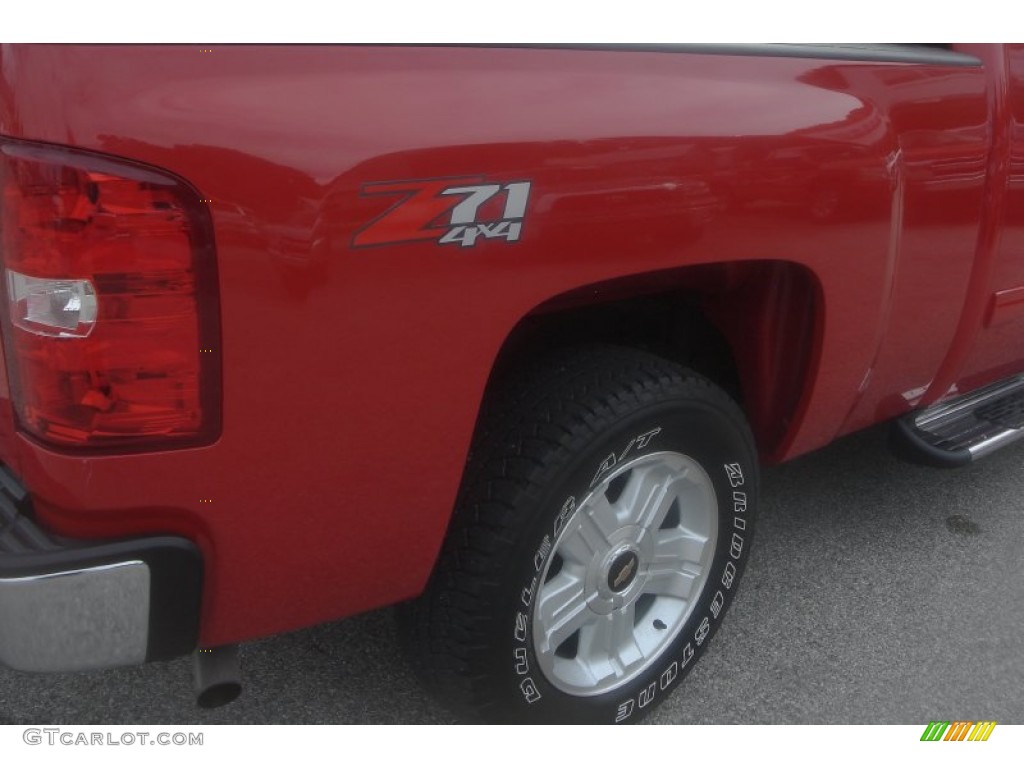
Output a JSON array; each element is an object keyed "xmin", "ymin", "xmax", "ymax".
[
  {"xmin": 0, "ymin": 138, "xmax": 221, "ymax": 451},
  {"xmin": 7, "ymin": 270, "xmax": 98, "ymax": 337}
]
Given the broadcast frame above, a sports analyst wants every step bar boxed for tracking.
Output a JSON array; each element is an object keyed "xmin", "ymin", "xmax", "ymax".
[{"xmin": 889, "ymin": 375, "xmax": 1024, "ymax": 468}]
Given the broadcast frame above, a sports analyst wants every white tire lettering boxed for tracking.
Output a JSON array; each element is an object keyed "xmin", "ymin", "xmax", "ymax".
[
  {"xmin": 659, "ymin": 661, "xmax": 678, "ymax": 691},
  {"xmin": 680, "ymin": 641, "xmax": 694, "ymax": 668},
  {"xmin": 710, "ymin": 590, "xmax": 725, "ymax": 619},
  {"xmin": 730, "ymin": 532, "xmax": 744, "ymax": 559},
  {"xmin": 733, "ymin": 491, "xmax": 747, "ymax": 513},
  {"xmin": 520, "ymin": 677, "xmax": 542, "ymax": 704},
  {"xmin": 590, "ymin": 427, "xmax": 663, "ymax": 488},
  {"xmin": 514, "ymin": 612, "xmax": 528, "ymax": 642},
  {"xmin": 695, "ymin": 616, "xmax": 710, "ymax": 646},
  {"xmin": 724, "ymin": 463, "xmax": 745, "ymax": 488},
  {"xmin": 637, "ymin": 681, "xmax": 657, "ymax": 709},
  {"xmin": 554, "ymin": 496, "xmax": 575, "ymax": 538},
  {"xmin": 590, "ymin": 453, "xmax": 617, "ymax": 489},
  {"xmin": 533, "ymin": 536, "xmax": 552, "ymax": 571},
  {"xmin": 615, "ymin": 699, "xmax": 635, "ymax": 723},
  {"xmin": 634, "ymin": 427, "xmax": 661, "ymax": 449},
  {"xmin": 521, "ymin": 575, "xmax": 537, "ymax": 607},
  {"xmin": 722, "ymin": 561, "xmax": 736, "ymax": 589}
]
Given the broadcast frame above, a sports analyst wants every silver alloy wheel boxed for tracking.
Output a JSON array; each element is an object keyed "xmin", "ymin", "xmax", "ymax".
[{"xmin": 532, "ymin": 451, "xmax": 718, "ymax": 696}]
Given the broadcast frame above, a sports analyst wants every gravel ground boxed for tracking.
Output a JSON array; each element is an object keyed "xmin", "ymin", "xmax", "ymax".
[{"xmin": 1, "ymin": 424, "xmax": 1021, "ymax": 725}]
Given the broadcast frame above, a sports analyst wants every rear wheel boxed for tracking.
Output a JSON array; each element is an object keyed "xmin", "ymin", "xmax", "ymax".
[{"xmin": 402, "ymin": 345, "xmax": 758, "ymax": 723}]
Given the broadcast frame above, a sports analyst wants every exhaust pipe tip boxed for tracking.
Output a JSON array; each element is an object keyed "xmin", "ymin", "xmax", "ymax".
[
  {"xmin": 194, "ymin": 645, "xmax": 242, "ymax": 709},
  {"xmin": 197, "ymin": 681, "xmax": 242, "ymax": 710}
]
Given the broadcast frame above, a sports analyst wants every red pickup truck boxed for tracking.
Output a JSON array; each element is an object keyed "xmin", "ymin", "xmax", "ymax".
[{"xmin": 0, "ymin": 43, "xmax": 1022, "ymax": 724}]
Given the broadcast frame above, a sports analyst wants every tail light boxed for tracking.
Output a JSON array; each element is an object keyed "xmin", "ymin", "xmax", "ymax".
[{"xmin": 0, "ymin": 138, "xmax": 221, "ymax": 451}]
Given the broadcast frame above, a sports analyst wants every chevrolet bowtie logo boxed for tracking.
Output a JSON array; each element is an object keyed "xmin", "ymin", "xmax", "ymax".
[{"xmin": 613, "ymin": 558, "xmax": 636, "ymax": 589}]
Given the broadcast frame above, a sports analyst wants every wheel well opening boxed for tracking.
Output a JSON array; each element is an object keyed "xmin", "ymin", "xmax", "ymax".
[{"xmin": 481, "ymin": 260, "xmax": 821, "ymax": 460}]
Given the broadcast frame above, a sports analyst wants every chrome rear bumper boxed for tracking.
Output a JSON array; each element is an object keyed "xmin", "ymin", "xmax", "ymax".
[{"xmin": 0, "ymin": 466, "xmax": 202, "ymax": 672}]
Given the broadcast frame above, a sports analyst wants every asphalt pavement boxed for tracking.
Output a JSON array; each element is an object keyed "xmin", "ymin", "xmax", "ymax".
[{"xmin": 1, "ymin": 423, "xmax": 1021, "ymax": 725}]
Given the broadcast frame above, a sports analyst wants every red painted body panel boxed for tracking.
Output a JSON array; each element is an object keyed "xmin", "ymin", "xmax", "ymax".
[
  {"xmin": 945, "ymin": 44, "xmax": 1024, "ymax": 392},
  {"xmin": 0, "ymin": 45, "xmax": 1019, "ymax": 646}
]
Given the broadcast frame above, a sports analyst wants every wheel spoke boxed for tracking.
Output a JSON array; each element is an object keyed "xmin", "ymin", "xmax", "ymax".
[
  {"xmin": 640, "ymin": 475, "xmax": 684, "ymax": 530},
  {"xmin": 583, "ymin": 493, "xmax": 621, "ymax": 540},
  {"xmin": 577, "ymin": 603, "xmax": 643, "ymax": 678},
  {"xmin": 556, "ymin": 495, "xmax": 617, "ymax": 567},
  {"xmin": 556, "ymin": 521, "xmax": 599, "ymax": 565},
  {"xmin": 643, "ymin": 564, "xmax": 699, "ymax": 600},
  {"xmin": 614, "ymin": 464, "xmax": 661, "ymax": 524},
  {"xmin": 616, "ymin": 463, "xmax": 690, "ymax": 530},
  {"xmin": 674, "ymin": 479, "xmax": 715, "ymax": 532},
  {"xmin": 609, "ymin": 602, "xmax": 643, "ymax": 669},
  {"xmin": 653, "ymin": 527, "xmax": 711, "ymax": 568},
  {"xmin": 535, "ymin": 569, "xmax": 592, "ymax": 653}
]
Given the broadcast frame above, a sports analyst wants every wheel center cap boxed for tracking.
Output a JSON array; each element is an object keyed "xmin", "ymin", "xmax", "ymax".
[{"xmin": 607, "ymin": 550, "xmax": 640, "ymax": 593}]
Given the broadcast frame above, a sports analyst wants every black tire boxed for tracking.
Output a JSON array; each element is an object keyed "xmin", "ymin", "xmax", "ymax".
[{"xmin": 400, "ymin": 345, "xmax": 758, "ymax": 723}]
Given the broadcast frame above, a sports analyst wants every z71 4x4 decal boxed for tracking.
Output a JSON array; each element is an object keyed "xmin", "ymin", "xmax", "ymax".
[{"xmin": 352, "ymin": 176, "xmax": 532, "ymax": 249}]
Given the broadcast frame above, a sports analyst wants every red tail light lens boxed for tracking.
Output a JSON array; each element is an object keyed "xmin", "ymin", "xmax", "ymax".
[{"xmin": 0, "ymin": 138, "xmax": 221, "ymax": 451}]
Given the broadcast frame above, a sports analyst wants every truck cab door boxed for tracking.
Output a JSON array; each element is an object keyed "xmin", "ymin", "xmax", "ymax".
[{"xmin": 946, "ymin": 43, "xmax": 1024, "ymax": 392}]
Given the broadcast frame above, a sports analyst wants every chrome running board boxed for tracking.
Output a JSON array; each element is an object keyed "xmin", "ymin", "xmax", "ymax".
[{"xmin": 890, "ymin": 375, "xmax": 1024, "ymax": 467}]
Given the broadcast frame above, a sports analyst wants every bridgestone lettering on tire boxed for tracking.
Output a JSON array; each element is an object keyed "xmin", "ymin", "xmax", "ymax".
[{"xmin": 400, "ymin": 345, "xmax": 758, "ymax": 723}]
